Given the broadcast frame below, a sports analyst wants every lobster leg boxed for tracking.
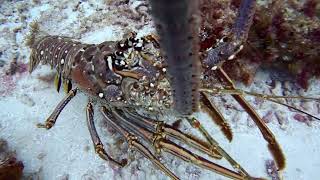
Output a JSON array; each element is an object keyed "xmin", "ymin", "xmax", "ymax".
[
  {"xmin": 37, "ymin": 88, "xmax": 77, "ymax": 129},
  {"xmin": 108, "ymin": 108, "xmax": 251, "ymax": 180},
  {"xmin": 157, "ymin": 139, "xmax": 246, "ymax": 180},
  {"xmin": 216, "ymin": 67, "xmax": 285, "ymax": 170},
  {"xmin": 100, "ymin": 106, "xmax": 179, "ymax": 180},
  {"xmin": 185, "ymin": 117, "xmax": 250, "ymax": 178},
  {"xmin": 122, "ymin": 109, "xmax": 222, "ymax": 159},
  {"xmin": 85, "ymin": 102, "xmax": 127, "ymax": 167}
]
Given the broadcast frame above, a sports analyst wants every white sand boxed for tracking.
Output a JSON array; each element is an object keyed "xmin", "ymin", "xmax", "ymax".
[{"xmin": 0, "ymin": 1, "xmax": 319, "ymax": 180}]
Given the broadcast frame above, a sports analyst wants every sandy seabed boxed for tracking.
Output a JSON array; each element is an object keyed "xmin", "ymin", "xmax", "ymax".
[{"xmin": 0, "ymin": 0, "xmax": 320, "ymax": 180}]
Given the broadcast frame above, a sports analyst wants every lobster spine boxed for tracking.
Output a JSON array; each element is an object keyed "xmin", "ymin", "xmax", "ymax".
[{"xmin": 149, "ymin": 0, "xmax": 201, "ymax": 115}]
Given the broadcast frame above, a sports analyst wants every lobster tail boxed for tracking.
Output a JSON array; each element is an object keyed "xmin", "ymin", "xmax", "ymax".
[{"xmin": 26, "ymin": 21, "xmax": 47, "ymax": 73}]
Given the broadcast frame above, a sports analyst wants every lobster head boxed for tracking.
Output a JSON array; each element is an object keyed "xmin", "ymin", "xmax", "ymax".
[{"xmin": 70, "ymin": 33, "xmax": 172, "ymax": 111}]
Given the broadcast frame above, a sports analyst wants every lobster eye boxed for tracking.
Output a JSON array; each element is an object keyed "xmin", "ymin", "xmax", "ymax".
[
  {"xmin": 113, "ymin": 58, "xmax": 127, "ymax": 71},
  {"xmin": 133, "ymin": 39, "xmax": 144, "ymax": 51},
  {"xmin": 118, "ymin": 40, "xmax": 127, "ymax": 50},
  {"xmin": 115, "ymin": 51, "xmax": 124, "ymax": 57},
  {"xmin": 133, "ymin": 82, "xmax": 139, "ymax": 89}
]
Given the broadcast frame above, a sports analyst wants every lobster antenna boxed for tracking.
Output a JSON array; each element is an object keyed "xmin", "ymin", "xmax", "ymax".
[
  {"xmin": 203, "ymin": 0, "xmax": 256, "ymax": 69},
  {"xmin": 200, "ymin": 88, "xmax": 320, "ymax": 121},
  {"xmin": 244, "ymin": 91, "xmax": 320, "ymax": 121},
  {"xmin": 149, "ymin": 0, "xmax": 201, "ymax": 115},
  {"xmin": 243, "ymin": 91, "xmax": 320, "ymax": 102},
  {"xmin": 265, "ymin": 98, "xmax": 320, "ymax": 121}
]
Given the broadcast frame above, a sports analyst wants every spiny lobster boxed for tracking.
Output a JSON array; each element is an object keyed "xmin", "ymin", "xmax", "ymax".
[{"xmin": 26, "ymin": 0, "xmax": 319, "ymax": 179}]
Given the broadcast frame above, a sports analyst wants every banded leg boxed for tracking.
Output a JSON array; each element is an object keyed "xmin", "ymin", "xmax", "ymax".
[
  {"xmin": 122, "ymin": 109, "xmax": 222, "ymax": 159},
  {"xmin": 156, "ymin": 138, "xmax": 245, "ymax": 180},
  {"xmin": 185, "ymin": 117, "xmax": 250, "ymax": 178},
  {"xmin": 100, "ymin": 106, "xmax": 179, "ymax": 180},
  {"xmin": 216, "ymin": 67, "xmax": 285, "ymax": 170},
  {"xmin": 86, "ymin": 102, "xmax": 127, "ymax": 167},
  {"xmin": 123, "ymin": 91, "xmax": 246, "ymax": 175},
  {"xmin": 106, "ymin": 107, "xmax": 252, "ymax": 180},
  {"xmin": 37, "ymin": 88, "xmax": 77, "ymax": 129}
]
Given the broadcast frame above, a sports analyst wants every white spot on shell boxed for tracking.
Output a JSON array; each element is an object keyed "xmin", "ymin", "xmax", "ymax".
[
  {"xmin": 239, "ymin": 45, "xmax": 244, "ymax": 51},
  {"xmin": 60, "ymin": 59, "xmax": 65, "ymax": 65},
  {"xmin": 40, "ymin": 50, "xmax": 44, "ymax": 55},
  {"xmin": 150, "ymin": 83, "xmax": 155, "ymax": 88},
  {"xmin": 228, "ymin": 54, "xmax": 235, "ymax": 60},
  {"xmin": 107, "ymin": 56, "xmax": 113, "ymax": 71},
  {"xmin": 162, "ymin": 68, "xmax": 166, "ymax": 72},
  {"xmin": 65, "ymin": 50, "xmax": 68, "ymax": 53},
  {"xmin": 99, "ymin": 93, "xmax": 104, "ymax": 98},
  {"xmin": 211, "ymin": 66, "xmax": 218, "ymax": 70}
]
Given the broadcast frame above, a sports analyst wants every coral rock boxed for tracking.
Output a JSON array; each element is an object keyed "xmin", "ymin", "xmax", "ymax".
[{"xmin": 0, "ymin": 139, "xmax": 24, "ymax": 180}]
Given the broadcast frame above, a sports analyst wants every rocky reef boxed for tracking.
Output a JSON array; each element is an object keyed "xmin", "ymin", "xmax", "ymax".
[
  {"xmin": 0, "ymin": 139, "xmax": 24, "ymax": 180},
  {"xmin": 200, "ymin": 0, "xmax": 320, "ymax": 88}
]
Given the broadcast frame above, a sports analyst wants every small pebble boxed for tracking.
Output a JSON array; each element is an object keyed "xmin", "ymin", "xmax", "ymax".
[
  {"xmin": 262, "ymin": 111, "xmax": 273, "ymax": 123},
  {"xmin": 19, "ymin": 94, "xmax": 35, "ymax": 107},
  {"xmin": 265, "ymin": 160, "xmax": 281, "ymax": 180},
  {"xmin": 0, "ymin": 59, "xmax": 5, "ymax": 67},
  {"xmin": 83, "ymin": 145, "xmax": 90, "ymax": 152},
  {"xmin": 37, "ymin": 152, "xmax": 46, "ymax": 160},
  {"xmin": 58, "ymin": 173, "xmax": 69, "ymax": 180}
]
